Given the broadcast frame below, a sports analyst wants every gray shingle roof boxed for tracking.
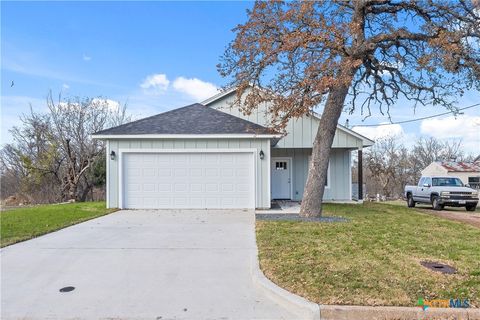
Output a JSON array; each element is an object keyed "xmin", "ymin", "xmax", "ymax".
[{"xmin": 93, "ymin": 103, "xmax": 274, "ymax": 136}]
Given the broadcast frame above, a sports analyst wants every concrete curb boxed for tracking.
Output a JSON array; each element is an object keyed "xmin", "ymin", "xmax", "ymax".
[
  {"xmin": 250, "ymin": 254, "xmax": 321, "ymax": 320},
  {"xmin": 320, "ymin": 304, "xmax": 480, "ymax": 320},
  {"xmin": 250, "ymin": 214, "xmax": 320, "ymax": 320}
]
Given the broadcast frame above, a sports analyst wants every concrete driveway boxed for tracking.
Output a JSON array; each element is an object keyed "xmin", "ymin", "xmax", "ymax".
[{"xmin": 1, "ymin": 210, "xmax": 301, "ymax": 320}]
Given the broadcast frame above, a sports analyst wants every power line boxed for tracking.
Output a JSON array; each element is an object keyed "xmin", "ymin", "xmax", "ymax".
[{"xmin": 352, "ymin": 103, "xmax": 480, "ymax": 127}]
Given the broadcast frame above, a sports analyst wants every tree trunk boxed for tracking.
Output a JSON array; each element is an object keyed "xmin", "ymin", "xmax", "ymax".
[
  {"xmin": 299, "ymin": 81, "xmax": 352, "ymax": 217},
  {"xmin": 79, "ymin": 184, "xmax": 92, "ymax": 202}
]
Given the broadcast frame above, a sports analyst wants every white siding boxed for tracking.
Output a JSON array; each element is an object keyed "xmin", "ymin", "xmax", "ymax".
[
  {"xmin": 106, "ymin": 138, "xmax": 271, "ymax": 209},
  {"xmin": 451, "ymin": 172, "xmax": 480, "ymax": 186},
  {"xmin": 421, "ymin": 163, "xmax": 480, "ymax": 186},
  {"xmin": 421, "ymin": 162, "xmax": 448, "ymax": 177},
  {"xmin": 271, "ymin": 148, "xmax": 352, "ymax": 201},
  {"xmin": 206, "ymin": 92, "xmax": 364, "ymax": 149}
]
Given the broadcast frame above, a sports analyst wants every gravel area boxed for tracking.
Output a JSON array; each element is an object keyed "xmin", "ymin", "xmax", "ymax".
[{"xmin": 256, "ymin": 213, "xmax": 348, "ymax": 223}]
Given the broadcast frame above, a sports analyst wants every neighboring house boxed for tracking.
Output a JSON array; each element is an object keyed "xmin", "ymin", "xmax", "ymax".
[
  {"xmin": 421, "ymin": 161, "xmax": 480, "ymax": 189},
  {"xmin": 93, "ymin": 90, "xmax": 373, "ymax": 209}
]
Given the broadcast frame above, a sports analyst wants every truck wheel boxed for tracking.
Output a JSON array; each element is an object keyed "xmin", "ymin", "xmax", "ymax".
[
  {"xmin": 466, "ymin": 204, "xmax": 477, "ymax": 212},
  {"xmin": 432, "ymin": 196, "xmax": 443, "ymax": 211},
  {"xmin": 407, "ymin": 194, "xmax": 415, "ymax": 208}
]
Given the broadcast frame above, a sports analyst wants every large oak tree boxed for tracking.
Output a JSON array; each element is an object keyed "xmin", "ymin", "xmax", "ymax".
[{"xmin": 219, "ymin": 0, "xmax": 480, "ymax": 216}]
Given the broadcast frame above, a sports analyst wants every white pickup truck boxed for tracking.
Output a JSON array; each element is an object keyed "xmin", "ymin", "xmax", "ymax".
[{"xmin": 404, "ymin": 176, "xmax": 479, "ymax": 211}]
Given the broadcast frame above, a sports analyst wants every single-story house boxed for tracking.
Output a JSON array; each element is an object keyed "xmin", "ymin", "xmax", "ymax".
[
  {"xmin": 92, "ymin": 89, "xmax": 373, "ymax": 209},
  {"xmin": 421, "ymin": 161, "xmax": 480, "ymax": 189}
]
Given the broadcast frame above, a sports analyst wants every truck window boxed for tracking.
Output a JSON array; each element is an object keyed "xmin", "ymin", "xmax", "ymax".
[
  {"xmin": 424, "ymin": 177, "xmax": 432, "ymax": 186},
  {"xmin": 418, "ymin": 178, "xmax": 425, "ymax": 187},
  {"xmin": 432, "ymin": 177, "xmax": 464, "ymax": 187}
]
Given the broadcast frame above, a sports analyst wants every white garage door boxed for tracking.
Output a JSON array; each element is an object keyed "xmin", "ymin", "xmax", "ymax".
[{"xmin": 122, "ymin": 152, "xmax": 255, "ymax": 209}]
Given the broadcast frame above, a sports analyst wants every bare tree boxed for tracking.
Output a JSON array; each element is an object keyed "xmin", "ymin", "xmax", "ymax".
[
  {"xmin": 362, "ymin": 136, "xmax": 467, "ymax": 199},
  {"xmin": 219, "ymin": 1, "xmax": 480, "ymax": 216},
  {"xmin": 410, "ymin": 137, "xmax": 465, "ymax": 181},
  {"xmin": 364, "ymin": 136, "xmax": 409, "ymax": 198},
  {"xmin": 0, "ymin": 108, "xmax": 63, "ymax": 203},
  {"xmin": 47, "ymin": 92, "xmax": 129, "ymax": 201},
  {"xmin": 0, "ymin": 93, "xmax": 129, "ymax": 204}
]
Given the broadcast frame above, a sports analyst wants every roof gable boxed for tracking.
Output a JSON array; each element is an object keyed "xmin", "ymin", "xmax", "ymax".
[
  {"xmin": 93, "ymin": 103, "xmax": 274, "ymax": 136},
  {"xmin": 202, "ymin": 87, "xmax": 374, "ymax": 148}
]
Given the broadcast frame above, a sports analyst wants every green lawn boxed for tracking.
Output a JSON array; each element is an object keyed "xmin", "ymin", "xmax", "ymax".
[
  {"xmin": 384, "ymin": 199, "xmax": 480, "ymax": 212},
  {"xmin": 256, "ymin": 203, "xmax": 480, "ymax": 307},
  {"xmin": 1, "ymin": 201, "xmax": 116, "ymax": 247}
]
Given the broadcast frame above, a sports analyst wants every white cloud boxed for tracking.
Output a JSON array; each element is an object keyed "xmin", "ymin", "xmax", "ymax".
[
  {"xmin": 420, "ymin": 115, "xmax": 480, "ymax": 153},
  {"xmin": 140, "ymin": 73, "xmax": 170, "ymax": 94},
  {"xmin": 352, "ymin": 123, "xmax": 405, "ymax": 140},
  {"xmin": 82, "ymin": 54, "xmax": 91, "ymax": 61},
  {"xmin": 62, "ymin": 83, "xmax": 70, "ymax": 90},
  {"xmin": 92, "ymin": 98, "xmax": 121, "ymax": 112},
  {"xmin": 172, "ymin": 77, "xmax": 219, "ymax": 101}
]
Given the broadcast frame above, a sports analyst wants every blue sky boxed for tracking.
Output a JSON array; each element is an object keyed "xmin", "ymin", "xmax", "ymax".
[{"xmin": 2, "ymin": 1, "xmax": 479, "ymax": 154}]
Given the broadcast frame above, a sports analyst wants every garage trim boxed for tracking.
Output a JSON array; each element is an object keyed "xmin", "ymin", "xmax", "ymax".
[{"xmin": 118, "ymin": 148, "xmax": 257, "ymax": 209}]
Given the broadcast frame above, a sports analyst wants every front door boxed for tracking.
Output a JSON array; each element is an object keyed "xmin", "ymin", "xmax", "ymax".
[{"xmin": 271, "ymin": 158, "xmax": 291, "ymax": 199}]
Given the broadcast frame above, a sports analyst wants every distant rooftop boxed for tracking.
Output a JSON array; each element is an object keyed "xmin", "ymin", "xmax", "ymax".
[{"xmin": 438, "ymin": 161, "xmax": 480, "ymax": 173}]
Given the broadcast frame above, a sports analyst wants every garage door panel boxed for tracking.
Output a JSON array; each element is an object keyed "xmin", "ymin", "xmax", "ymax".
[
  {"xmin": 221, "ymin": 198, "xmax": 234, "ymax": 206},
  {"xmin": 157, "ymin": 198, "xmax": 172, "ymax": 207},
  {"xmin": 205, "ymin": 198, "xmax": 220, "ymax": 207},
  {"xmin": 143, "ymin": 183, "xmax": 156, "ymax": 192},
  {"xmin": 221, "ymin": 183, "xmax": 234, "ymax": 192},
  {"xmin": 142, "ymin": 155, "xmax": 156, "ymax": 165},
  {"xmin": 189, "ymin": 168, "xmax": 202, "ymax": 177},
  {"xmin": 205, "ymin": 168, "xmax": 219, "ymax": 176},
  {"xmin": 221, "ymin": 154, "xmax": 234, "ymax": 163},
  {"xmin": 190, "ymin": 198, "xmax": 203, "ymax": 207},
  {"xmin": 174, "ymin": 183, "xmax": 188, "ymax": 192},
  {"xmin": 127, "ymin": 168, "xmax": 142, "ymax": 177},
  {"xmin": 143, "ymin": 198, "xmax": 157, "ymax": 207},
  {"xmin": 205, "ymin": 183, "xmax": 219, "ymax": 192},
  {"xmin": 236, "ymin": 168, "xmax": 250, "ymax": 177},
  {"xmin": 174, "ymin": 198, "xmax": 188, "ymax": 206},
  {"xmin": 190, "ymin": 183, "xmax": 203, "ymax": 192},
  {"xmin": 127, "ymin": 183, "xmax": 141, "ymax": 192},
  {"xmin": 123, "ymin": 152, "xmax": 254, "ymax": 209},
  {"xmin": 143, "ymin": 168, "xmax": 156, "ymax": 176},
  {"xmin": 157, "ymin": 183, "xmax": 171, "ymax": 192},
  {"xmin": 174, "ymin": 168, "xmax": 187, "ymax": 177},
  {"xmin": 157, "ymin": 156, "xmax": 172, "ymax": 165},
  {"xmin": 158, "ymin": 169, "xmax": 172, "ymax": 177}
]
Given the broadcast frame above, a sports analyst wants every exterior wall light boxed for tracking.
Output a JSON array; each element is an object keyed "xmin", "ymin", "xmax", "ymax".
[
  {"xmin": 259, "ymin": 150, "xmax": 265, "ymax": 160},
  {"xmin": 110, "ymin": 151, "xmax": 116, "ymax": 160}
]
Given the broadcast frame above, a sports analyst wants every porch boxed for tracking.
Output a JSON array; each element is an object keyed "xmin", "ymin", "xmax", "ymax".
[{"xmin": 270, "ymin": 147, "xmax": 365, "ymax": 203}]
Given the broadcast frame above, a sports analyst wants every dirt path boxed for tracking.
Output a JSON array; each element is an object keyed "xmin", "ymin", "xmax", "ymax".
[{"xmin": 416, "ymin": 206, "xmax": 480, "ymax": 228}]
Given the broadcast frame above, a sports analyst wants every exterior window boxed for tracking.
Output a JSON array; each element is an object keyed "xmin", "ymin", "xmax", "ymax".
[
  {"xmin": 469, "ymin": 176, "xmax": 480, "ymax": 189},
  {"xmin": 275, "ymin": 161, "xmax": 287, "ymax": 170},
  {"xmin": 432, "ymin": 177, "xmax": 463, "ymax": 187},
  {"xmin": 418, "ymin": 178, "xmax": 425, "ymax": 187}
]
